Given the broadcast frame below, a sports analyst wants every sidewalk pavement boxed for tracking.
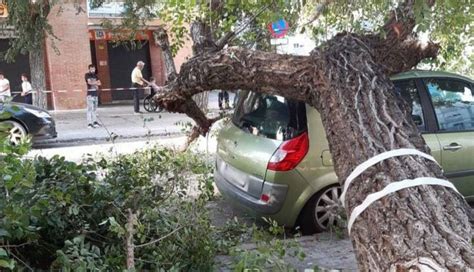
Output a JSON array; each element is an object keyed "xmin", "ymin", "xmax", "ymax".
[
  {"xmin": 37, "ymin": 104, "xmax": 190, "ymax": 146},
  {"xmin": 29, "ymin": 118, "xmax": 221, "ymax": 162},
  {"xmin": 34, "ymin": 91, "xmax": 235, "ymax": 148}
]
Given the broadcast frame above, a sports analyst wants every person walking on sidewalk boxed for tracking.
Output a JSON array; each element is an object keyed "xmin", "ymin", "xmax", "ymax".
[
  {"xmin": 0, "ymin": 72, "xmax": 11, "ymax": 102},
  {"xmin": 131, "ymin": 61, "xmax": 149, "ymax": 113},
  {"xmin": 20, "ymin": 73, "xmax": 33, "ymax": 105},
  {"xmin": 85, "ymin": 64, "xmax": 101, "ymax": 128}
]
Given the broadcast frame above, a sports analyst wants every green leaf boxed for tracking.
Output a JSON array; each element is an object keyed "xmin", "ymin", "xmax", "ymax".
[
  {"xmin": 0, "ymin": 229, "xmax": 10, "ymax": 237},
  {"xmin": 0, "ymin": 259, "xmax": 14, "ymax": 269},
  {"xmin": 0, "ymin": 248, "xmax": 8, "ymax": 257}
]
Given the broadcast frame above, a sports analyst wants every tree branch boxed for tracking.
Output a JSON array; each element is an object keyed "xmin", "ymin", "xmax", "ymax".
[
  {"xmin": 190, "ymin": 20, "xmax": 218, "ymax": 55},
  {"xmin": 160, "ymin": 47, "xmax": 317, "ymax": 99},
  {"xmin": 376, "ymin": 38, "xmax": 440, "ymax": 75},
  {"xmin": 135, "ymin": 226, "xmax": 184, "ymax": 249},
  {"xmin": 125, "ymin": 209, "xmax": 137, "ymax": 270},
  {"xmin": 8, "ymin": 250, "xmax": 34, "ymax": 271},
  {"xmin": 216, "ymin": 2, "xmax": 274, "ymax": 50},
  {"xmin": 0, "ymin": 242, "xmax": 31, "ymax": 248},
  {"xmin": 154, "ymin": 47, "xmax": 320, "ymax": 136},
  {"xmin": 300, "ymin": 0, "xmax": 332, "ymax": 28},
  {"xmin": 366, "ymin": 0, "xmax": 440, "ymax": 75},
  {"xmin": 180, "ymin": 113, "xmax": 232, "ymax": 151}
]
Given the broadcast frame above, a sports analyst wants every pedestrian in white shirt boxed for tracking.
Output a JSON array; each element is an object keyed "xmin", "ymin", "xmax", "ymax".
[
  {"xmin": 131, "ymin": 61, "xmax": 150, "ymax": 113},
  {"xmin": 21, "ymin": 73, "xmax": 33, "ymax": 104},
  {"xmin": 0, "ymin": 72, "xmax": 11, "ymax": 102}
]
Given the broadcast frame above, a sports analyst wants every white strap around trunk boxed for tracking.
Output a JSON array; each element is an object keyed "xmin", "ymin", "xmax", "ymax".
[
  {"xmin": 347, "ymin": 177, "xmax": 460, "ymax": 234},
  {"xmin": 340, "ymin": 148, "xmax": 439, "ymax": 207}
]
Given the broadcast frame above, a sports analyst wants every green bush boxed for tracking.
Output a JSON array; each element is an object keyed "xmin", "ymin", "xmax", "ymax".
[
  {"xmin": 0, "ymin": 141, "xmax": 221, "ymax": 270},
  {"xmin": 0, "ymin": 126, "xmax": 304, "ymax": 271}
]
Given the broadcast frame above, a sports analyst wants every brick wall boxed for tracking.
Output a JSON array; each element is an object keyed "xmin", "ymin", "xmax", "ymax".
[
  {"xmin": 45, "ymin": 0, "xmax": 91, "ymax": 110},
  {"xmin": 173, "ymin": 37, "xmax": 193, "ymax": 73},
  {"xmin": 149, "ymin": 35, "xmax": 166, "ymax": 85},
  {"xmin": 43, "ymin": 3, "xmax": 194, "ymax": 109}
]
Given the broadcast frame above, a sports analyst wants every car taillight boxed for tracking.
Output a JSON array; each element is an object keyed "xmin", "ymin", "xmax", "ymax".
[
  {"xmin": 260, "ymin": 194, "xmax": 270, "ymax": 203},
  {"xmin": 267, "ymin": 132, "xmax": 309, "ymax": 171}
]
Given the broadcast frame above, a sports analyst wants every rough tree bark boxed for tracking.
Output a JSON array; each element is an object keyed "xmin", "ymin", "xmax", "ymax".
[
  {"xmin": 153, "ymin": 1, "xmax": 473, "ymax": 270},
  {"xmin": 153, "ymin": 28, "xmax": 177, "ymax": 83},
  {"xmin": 29, "ymin": 44, "xmax": 47, "ymax": 109}
]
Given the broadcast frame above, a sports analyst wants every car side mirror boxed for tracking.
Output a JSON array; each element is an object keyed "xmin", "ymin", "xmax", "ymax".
[{"xmin": 412, "ymin": 115, "xmax": 423, "ymax": 126}]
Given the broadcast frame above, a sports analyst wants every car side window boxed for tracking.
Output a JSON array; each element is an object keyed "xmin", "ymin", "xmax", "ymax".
[
  {"xmin": 393, "ymin": 80, "xmax": 426, "ymax": 131},
  {"xmin": 425, "ymin": 78, "xmax": 474, "ymax": 132}
]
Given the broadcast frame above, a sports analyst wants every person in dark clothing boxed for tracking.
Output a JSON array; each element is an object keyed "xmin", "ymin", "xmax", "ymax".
[
  {"xmin": 218, "ymin": 90, "xmax": 229, "ymax": 110},
  {"xmin": 20, "ymin": 73, "xmax": 33, "ymax": 105},
  {"xmin": 85, "ymin": 64, "xmax": 101, "ymax": 128}
]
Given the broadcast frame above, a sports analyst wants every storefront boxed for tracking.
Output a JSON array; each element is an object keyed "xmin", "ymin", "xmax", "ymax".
[
  {"xmin": 0, "ymin": 39, "xmax": 30, "ymax": 103},
  {"xmin": 88, "ymin": 30, "xmax": 155, "ymax": 102}
]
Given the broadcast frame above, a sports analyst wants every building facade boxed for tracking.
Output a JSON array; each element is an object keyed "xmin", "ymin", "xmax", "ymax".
[{"xmin": 0, "ymin": 0, "xmax": 192, "ymax": 110}]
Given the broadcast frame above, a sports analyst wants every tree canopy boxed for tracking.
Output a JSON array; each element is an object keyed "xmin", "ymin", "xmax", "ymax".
[
  {"xmin": 0, "ymin": 0, "xmax": 53, "ymax": 62},
  {"xmin": 1, "ymin": 0, "xmax": 471, "ymax": 74},
  {"xmin": 89, "ymin": 0, "xmax": 472, "ymax": 75}
]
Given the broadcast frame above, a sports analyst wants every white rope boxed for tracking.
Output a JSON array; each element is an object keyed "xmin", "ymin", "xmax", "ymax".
[
  {"xmin": 340, "ymin": 148, "xmax": 439, "ymax": 207},
  {"xmin": 347, "ymin": 177, "xmax": 460, "ymax": 234}
]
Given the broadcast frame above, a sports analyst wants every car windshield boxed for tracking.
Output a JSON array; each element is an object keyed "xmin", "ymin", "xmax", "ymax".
[{"xmin": 232, "ymin": 91, "xmax": 307, "ymax": 141}]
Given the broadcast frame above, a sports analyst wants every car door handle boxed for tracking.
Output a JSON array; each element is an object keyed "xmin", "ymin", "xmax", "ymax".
[{"xmin": 443, "ymin": 144, "xmax": 463, "ymax": 151}]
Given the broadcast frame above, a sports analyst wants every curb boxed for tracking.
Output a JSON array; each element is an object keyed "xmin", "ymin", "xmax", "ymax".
[{"xmin": 33, "ymin": 131, "xmax": 184, "ymax": 148}]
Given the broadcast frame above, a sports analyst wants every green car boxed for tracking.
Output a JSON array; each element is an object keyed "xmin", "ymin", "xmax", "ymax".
[{"xmin": 214, "ymin": 70, "xmax": 474, "ymax": 233}]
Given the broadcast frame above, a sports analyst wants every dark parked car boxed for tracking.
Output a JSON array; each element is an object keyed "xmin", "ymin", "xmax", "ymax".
[{"xmin": 0, "ymin": 102, "xmax": 57, "ymax": 145}]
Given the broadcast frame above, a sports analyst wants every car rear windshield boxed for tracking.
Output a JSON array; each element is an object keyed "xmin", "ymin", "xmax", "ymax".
[{"xmin": 232, "ymin": 91, "xmax": 307, "ymax": 141}]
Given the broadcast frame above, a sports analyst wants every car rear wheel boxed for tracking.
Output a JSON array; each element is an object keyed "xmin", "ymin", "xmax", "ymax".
[
  {"xmin": 2, "ymin": 120, "xmax": 27, "ymax": 145},
  {"xmin": 299, "ymin": 185, "xmax": 343, "ymax": 234}
]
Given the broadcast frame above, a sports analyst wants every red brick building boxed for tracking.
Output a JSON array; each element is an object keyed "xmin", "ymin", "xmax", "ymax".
[{"xmin": 0, "ymin": 0, "xmax": 192, "ymax": 110}]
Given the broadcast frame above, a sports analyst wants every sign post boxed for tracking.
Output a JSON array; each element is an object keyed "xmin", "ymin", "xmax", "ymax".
[{"xmin": 268, "ymin": 18, "xmax": 289, "ymax": 38}]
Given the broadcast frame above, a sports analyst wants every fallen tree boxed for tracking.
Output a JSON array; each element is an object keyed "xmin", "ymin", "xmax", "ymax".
[{"xmin": 150, "ymin": 0, "xmax": 473, "ymax": 270}]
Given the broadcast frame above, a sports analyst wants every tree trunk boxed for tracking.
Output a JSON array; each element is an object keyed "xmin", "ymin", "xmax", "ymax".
[
  {"xmin": 153, "ymin": 26, "xmax": 209, "ymax": 112},
  {"xmin": 154, "ymin": 32, "xmax": 473, "ymax": 272},
  {"xmin": 188, "ymin": 21, "xmax": 219, "ymax": 113},
  {"xmin": 312, "ymin": 35, "xmax": 472, "ymax": 270},
  {"xmin": 153, "ymin": 28, "xmax": 177, "ymax": 83},
  {"xmin": 153, "ymin": 2, "xmax": 473, "ymax": 269},
  {"xmin": 29, "ymin": 44, "xmax": 47, "ymax": 109}
]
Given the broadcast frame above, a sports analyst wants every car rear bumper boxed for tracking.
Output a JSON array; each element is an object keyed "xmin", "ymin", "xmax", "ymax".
[{"xmin": 214, "ymin": 155, "xmax": 288, "ymax": 214}]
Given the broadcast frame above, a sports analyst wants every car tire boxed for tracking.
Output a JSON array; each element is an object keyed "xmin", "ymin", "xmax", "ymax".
[
  {"xmin": 299, "ymin": 185, "xmax": 343, "ymax": 234},
  {"xmin": 2, "ymin": 120, "xmax": 27, "ymax": 145}
]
